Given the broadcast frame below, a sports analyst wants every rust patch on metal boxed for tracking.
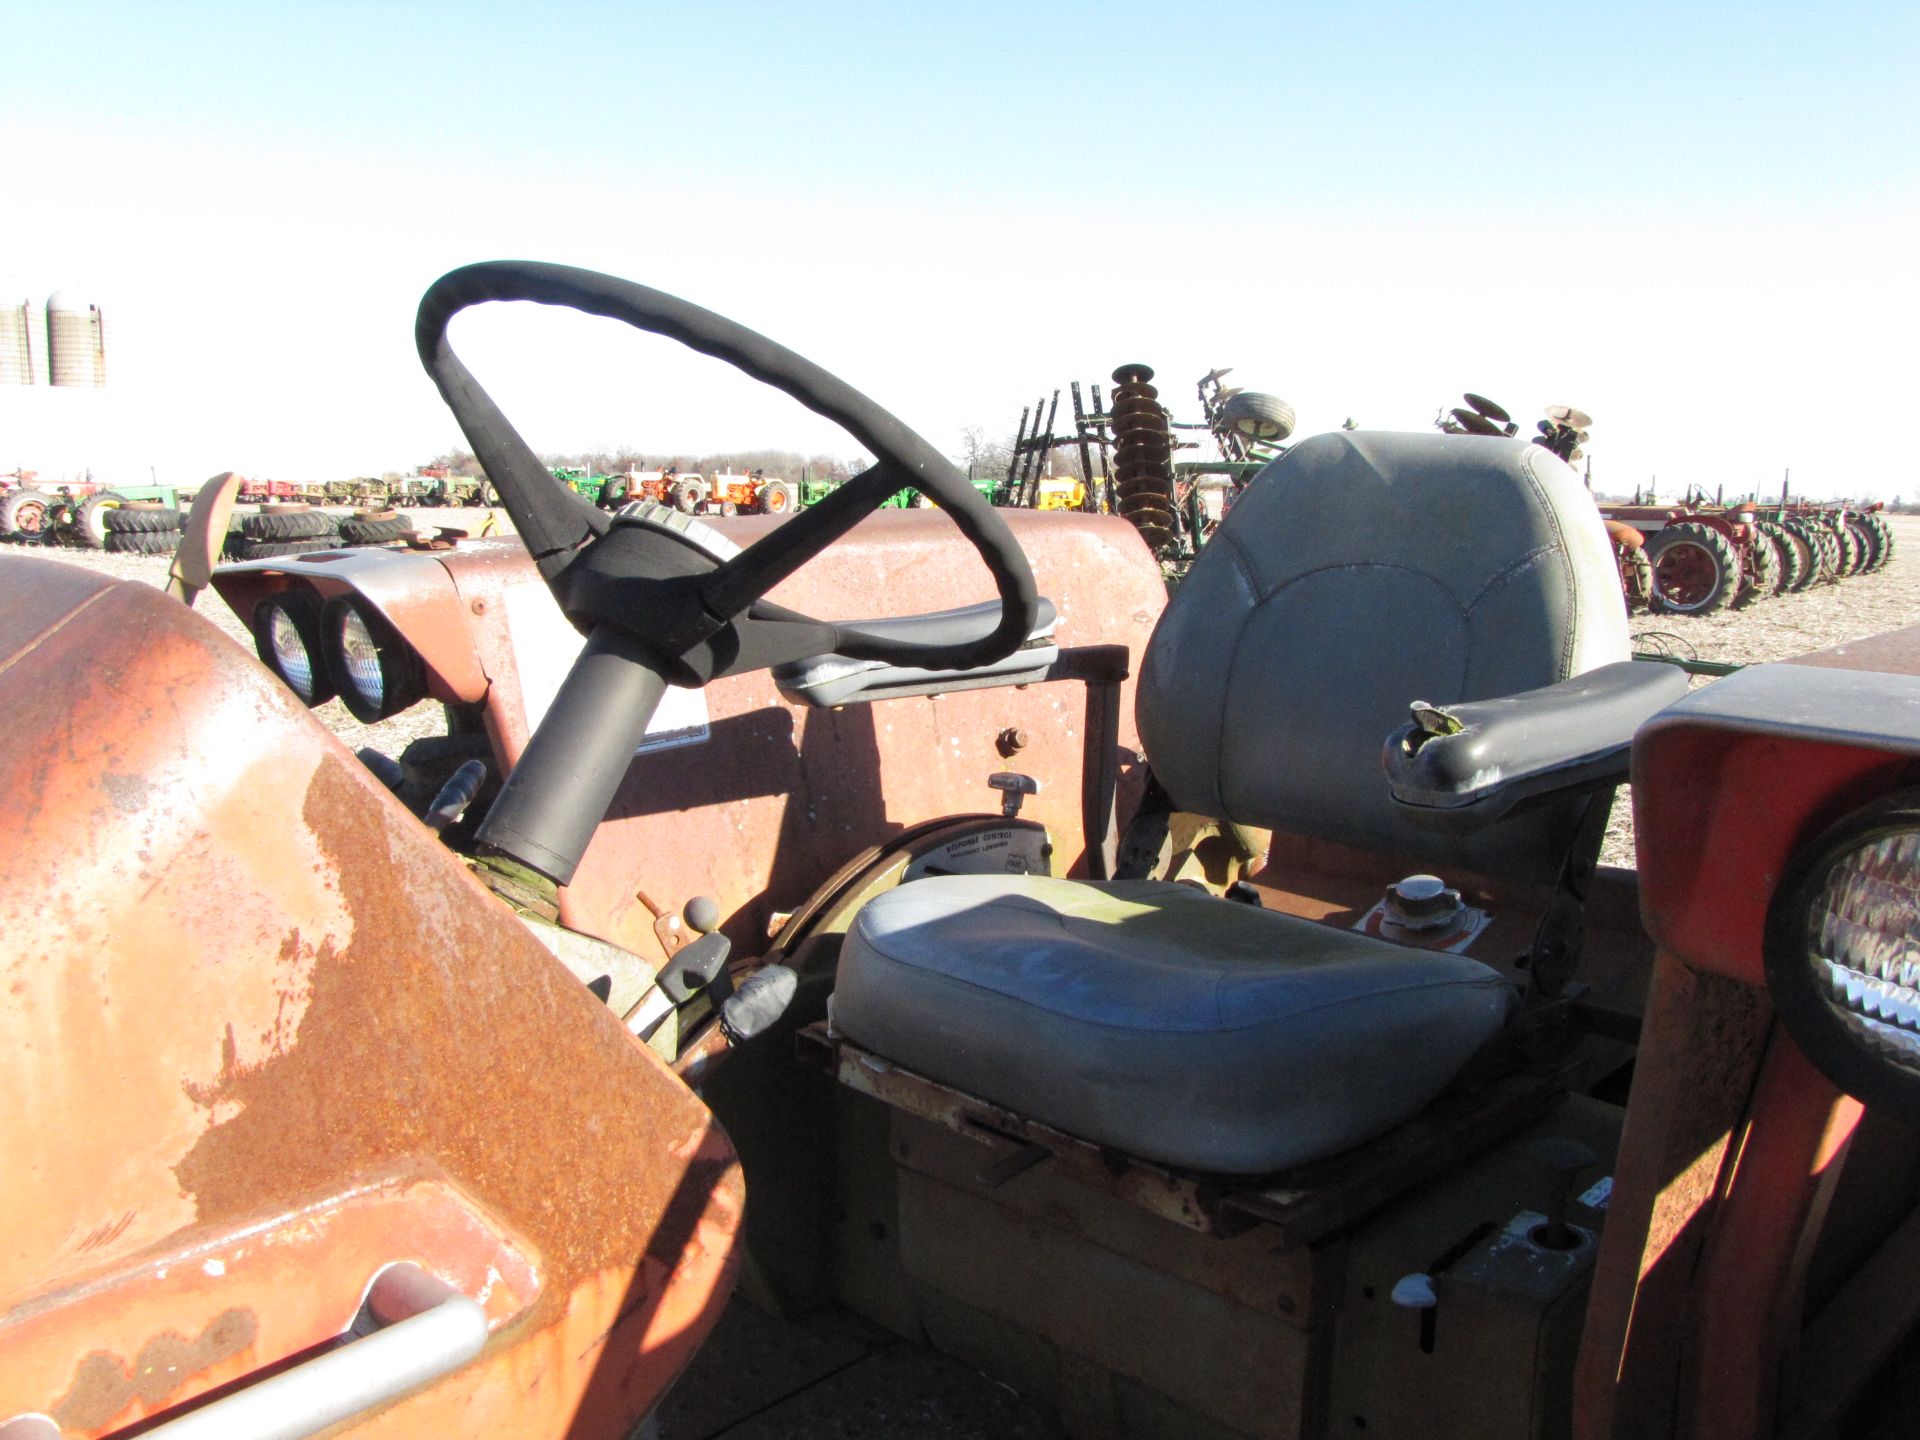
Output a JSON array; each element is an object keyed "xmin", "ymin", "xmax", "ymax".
[
  {"xmin": 172, "ymin": 754, "xmax": 741, "ymax": 1305},
  {"xmin": 51, "ymin": 1308, "xmax": 257, "ymax": 1429}
]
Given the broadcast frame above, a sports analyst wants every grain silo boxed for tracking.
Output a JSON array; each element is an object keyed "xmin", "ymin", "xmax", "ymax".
[
  {"xmin": 46, "ymin": 291, "xmax": 106, "ymax": 387},
  {"xmin": 0, "ymin": 293, "xmax": 33, "ymax": 385}
]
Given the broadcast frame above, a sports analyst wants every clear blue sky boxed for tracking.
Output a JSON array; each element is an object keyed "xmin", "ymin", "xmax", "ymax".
[{"xmin": 4, "ymin": 1, "xmax": 1917, "ymax": 497}]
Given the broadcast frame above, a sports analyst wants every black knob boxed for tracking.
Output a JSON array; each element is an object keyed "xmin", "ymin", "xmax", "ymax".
[{"xmin": 684, "ymin": 895, "xmax": 720, "ymax": 935}]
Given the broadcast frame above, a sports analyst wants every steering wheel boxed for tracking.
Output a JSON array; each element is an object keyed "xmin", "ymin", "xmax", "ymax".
[{"xmin": 414, "ymin": 261, "xmax": 1040, "ymax": 885}]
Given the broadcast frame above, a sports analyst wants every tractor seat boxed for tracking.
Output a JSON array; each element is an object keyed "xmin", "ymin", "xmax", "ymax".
[
  {"xmin": 834, "ymin": 874, "xmax": 1513, "ymax": 1173},
  {"xmin": 830, "ymin": 431, "xmax": 1636, "ymax": 1177}
]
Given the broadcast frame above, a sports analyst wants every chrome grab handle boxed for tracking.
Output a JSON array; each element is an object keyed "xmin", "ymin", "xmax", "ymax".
[{"xmin": 0, "ymin": 1264, "xmax": 489, "ymax": 1440}]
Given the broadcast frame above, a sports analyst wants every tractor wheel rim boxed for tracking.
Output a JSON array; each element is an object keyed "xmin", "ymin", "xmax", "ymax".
[
  {"xmin": 1654, "ymin": 540, "xmax": 1718, "ymax": 609},
  {"xmin": 16, "ymin": 502, "xmax": 47, "ymax": 534}
]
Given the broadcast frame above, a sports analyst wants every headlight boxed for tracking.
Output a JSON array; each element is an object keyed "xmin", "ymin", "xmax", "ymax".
[
  {"xmin": 1766, "ymin": 790, "xmax": 1920, "ymax": 1123},
  {"xmin": 322, "ymin": 597, "xmax": 426, "ymax": 723},
  {"xmin": 251, "ymin": 593, "xmax": 335, "ymax": 706}
]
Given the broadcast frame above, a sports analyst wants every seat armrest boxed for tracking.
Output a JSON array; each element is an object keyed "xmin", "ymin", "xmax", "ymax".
[{"xmin": 1382, "ymin": 660, "xmax": 1690, "ymax": 832}]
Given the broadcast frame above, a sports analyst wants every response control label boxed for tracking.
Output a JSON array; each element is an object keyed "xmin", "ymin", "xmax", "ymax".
[{"xmin": 904, "ymin": 826, "xmax": 1052, "ymax": 881}]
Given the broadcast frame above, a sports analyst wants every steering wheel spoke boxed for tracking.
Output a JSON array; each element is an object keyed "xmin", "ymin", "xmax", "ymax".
[{"xmin": 413, "ymin": 261, "xmax": 1040, "ymax": 884}]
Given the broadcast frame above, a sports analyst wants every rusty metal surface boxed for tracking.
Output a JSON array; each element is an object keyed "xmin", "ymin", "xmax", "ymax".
[
  {"xmin": 211, "ymin": 544, "xmax": 491, "ymax": 703},
  {"xmin": 1777, "ymin": 623, "xmax": 1920, "ymax": 677},
  {"xmin": 1108, "ymin": 365, "xmax": 1177, "ymax": 550},
  {"xmin": 0, "ymin": 553, "xmax": 741, "ymax": 1436},
  {"xmin": 1682, "ymin": 1031, "xmax": 1862, "ymax": 1440},
  {"xmin": 1572, "ymin": 951, "xmax": 1772, "ymax": 1440}
]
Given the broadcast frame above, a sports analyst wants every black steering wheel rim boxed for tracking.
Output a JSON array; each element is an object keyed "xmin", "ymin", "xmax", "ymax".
[{"xmin": 414, "ymin": 260, "xmax": 1039, "ymax": 673}]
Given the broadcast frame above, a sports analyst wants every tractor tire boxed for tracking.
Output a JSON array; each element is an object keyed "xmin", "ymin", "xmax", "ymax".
[
  {"xmin": 2, "ymin": 488, "xmax": 58, "ymax": 541},
  {"xmin": 240, "ymin": 536, "xmax": 337, "ymax": 560},
  {"xmin": 1219, "ymin": 391, "xmax": 1296, "ymax": 445},
  {"xmin": 1785, "ymin": 519, "xmax": 1830, "ymax": 584},
  {"xmin": 1864, "ymin": 513, "xmax": 1896, "ymax": 570},
  {"xmin": 756, "ymin": 480, "xmax": 796, "ymax": 515},
  {"xmin": 597, "ymin": 480, "xmax": 629, "ymax": 510},
  {"xmin": 338, "ymin": 514, "xmax": 413, "ymax": 546},
  {"xmin": 1756, "ymin": 521, "xmax": 1803, "ymax": 594},
  {"xmin": 73, "ymin": 491, "xmax": 130, "ymax": 549},
  {"xmin": 40, "ymin": 499, "xmax": 83, "ymax": 547},
  {"xmin": 672, "ymin": 478, "xmax": 707, "ymax": 514},
  {"xmin": 1829, "ymin": 521, "xmax": 1863, "ymax": 577},
  {"xmin": 1845, "ymin": 516, "xmax": 1881, "ymax": 574},
  {"xmin": 1616, "ymin": 543, "xmax": 1653, "ymax": 613},
  {"xmin": 1808, "ymin": 521, "xmax": 1844, "ymax": 581},
  {"xmin": 104, "ymin": 529, "xmax": 177, "ymax": 555},
  {"xmin": 1782, "ymin": 519, "xmax": 1827, "ymax": 589},
  {"xmin": 102, "ymin": 504, "xmax": 182, "ymax": 533},
  {"xmin": 1734, "ymin": 533, "xmax": 1780, "ymax": 607},
  {"xmin": 243, "ymin": 509, "xmax": 338, "ymax": 541},
  {"xmin": 1812, "ymin": 526, "xmax": 1858, "ymax": 579},
  {"xmin": 1647, "ymin": 521, "xmax": 1737, "ymax": 614}
]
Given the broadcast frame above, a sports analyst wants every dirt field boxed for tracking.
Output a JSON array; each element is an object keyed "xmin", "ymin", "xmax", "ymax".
[{"xmin": 19, "ymin": 509, "xmax": 1920, "ymax": 871}]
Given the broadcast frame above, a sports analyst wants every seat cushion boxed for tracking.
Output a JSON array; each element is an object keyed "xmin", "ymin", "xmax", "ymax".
[{"xmin": 834, "ymin": 875, "xmax": 1515, "ymax": 1174}]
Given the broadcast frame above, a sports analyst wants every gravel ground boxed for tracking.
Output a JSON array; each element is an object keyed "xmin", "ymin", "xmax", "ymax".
[{"xmin": 21, "ymin": 509, "xmax": 1920, "ymax": 871}]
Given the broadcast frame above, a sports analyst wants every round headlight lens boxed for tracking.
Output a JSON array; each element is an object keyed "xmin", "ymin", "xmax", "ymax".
[
  {"xmin": 1768, "ymin": 791, "xmax": 1920, "ymax": 1122},
  {"xmin": 269, "ymin": 606, "xmax": 318, "ymax": 698},
  {"xmin": 321, "ymin": 598, "xmax": 427, "ymax": 724},
  {"xmin": 338, "ymin": 606, "xmax": 386, "ymax": 712},
  {"xmin": 1808, "ymin": 829, "xmax": 1920, "ymax": 1067},
  {"xmin": 251, "ymin": 593, "xmax": 335, "ymax": 707}
]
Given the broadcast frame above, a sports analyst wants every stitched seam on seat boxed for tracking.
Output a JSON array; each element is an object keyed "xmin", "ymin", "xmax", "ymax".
[
  {"xmin": 1209, "ymin": 529, "xmax": 1263, "ymax": 819},
  {"xmin": 851, "ymin": 940, "xmax": 1510, "ymax": 1035},
  {"xmin": 1514, "ymin": 447, "xmax": 1578, "ymax": 676},
  {"xmin": 1462, "ymin": 544, "xmax": 1555, "ymax": 613},
  {"xmin": 1213, "ymin": 559, "xmax": 1470, "ymax": 819},
  {"xmin": 1250, "ymin": 558, "xmax": 1470, "ymax": 608}
]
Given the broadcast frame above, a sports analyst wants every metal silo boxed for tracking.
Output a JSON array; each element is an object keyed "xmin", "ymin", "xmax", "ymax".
[
  {"xmin": 0, "ymin": 293, "xmax": 32, "ymax": 385},
  {"xmin": 46, "ymin": 291, "xmax": 106, "ymax": 387}
]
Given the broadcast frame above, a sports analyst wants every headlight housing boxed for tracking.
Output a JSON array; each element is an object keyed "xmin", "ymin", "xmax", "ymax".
[
  {"xmin": 251, "ymin": 592, "xmax": 335, "ymax": 707},
  {"xmin": 321, "ymin": 597, "xmax": 427, "ymax": 724},
  {"xmin": 1766, "ymin": 789, "xmax": 1920, "ymax": 1123}
]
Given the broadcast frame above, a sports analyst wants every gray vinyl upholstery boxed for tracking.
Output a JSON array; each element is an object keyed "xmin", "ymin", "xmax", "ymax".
[
  {"xmin": 836, "ymin": 876, "xmax": 1514, "ymax": 1174},
  {"xmin": 1138, "ymin": 432, "xmax": 1627, "ymax": 884},
  {"xmin": 832, "ymin": 431, "xmax": 1623, "ymax": 1175}
]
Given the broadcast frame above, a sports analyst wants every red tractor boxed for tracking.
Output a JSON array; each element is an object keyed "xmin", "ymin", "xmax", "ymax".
[{"xmin": 7, "ymin": 263, "xmax": 1920, "ymax": 1440}]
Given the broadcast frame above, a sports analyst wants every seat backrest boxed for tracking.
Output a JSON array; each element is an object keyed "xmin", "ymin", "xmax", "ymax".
[{"xmin": 1137, "ymin": 431, "xmax": 1627, "ymax": 884}]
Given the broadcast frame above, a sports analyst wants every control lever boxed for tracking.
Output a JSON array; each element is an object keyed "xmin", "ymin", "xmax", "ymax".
[
  {"xmin": 424, "ymin": 759, "xmax": 489, "ymax": 832},
  {"xmin": 624, "ymin": 899, "xmax": 734, "ymax": 1043},
  {"xmin": 1527, "ymin": 1137, "xmax": 1598, "ymax": 1250},
  {"xmin": 989, "ymin": 771, "xmax": 1039, "ymax": 818},
  {"xmin": 657, "ymin": 931, "xmax": 732, "ymax": 1005}
]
